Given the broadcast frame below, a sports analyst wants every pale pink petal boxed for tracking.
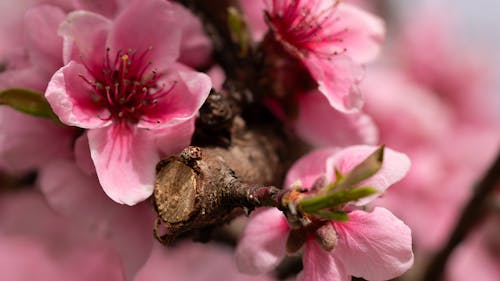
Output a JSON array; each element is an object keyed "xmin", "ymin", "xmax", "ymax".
[
  {"xmin": 135, "ymin": 242, "xmax": 274, "ymax": 281},
  {"xmin": 0, "ymin": 107, "xmax": 75, "ymax": 174},
  {"xmin": 0, "ymin": 66, "xmax": 49, "ymax": 92},
  {"xmin": 108, "ymin": 0, "xmax": 181, "ymax": 70},
  {"xmin": 325, "ymin": 145, "xmax": 411, "ymax": 205},
  {"xmin": 88, "ymin": 126, "xmax": 159, "ymax": 205},
  {"xmin": 294, "ymin": 91, "xmax": 378, "ymax": 147},
  {"xmin": 72, "ymin": 0, "xmax": 119, "ymax": 18},
  {"xmin": 74, "ymin": 133, "xmax": 96, "ymax": 175},
  {"xmin": 240, "ymin": 0, "xmax": 267, "ymax": 41},
  {"xmin": 304, "ymin": 55, "xmax": 364, "ymax": 113},
  {"xmin": 334, "ymin": 208, "xmax": 414, "ymax": 280},
  {"xmin": 326, "ymin": 4, "xmax": 385, "ymax": 64},
  {"xmin": 284, "ymin": 147, "xmax": 340, "ymax": 189},
  {"xmin": 24, "ymin": 5, "xmax": 65, "ymax": 74},
  {"xmin": 38, "ymin": 160, "xmax": 155, "ymax": 279},
  {"xmin": 45, "ymin": 61, "xmax": 111, "ymax": 128},
  {"xmin": 235, "ymin": 208, "xmax": 289, "ymax": 274},
  {"xmin": 300, "ymin": 239, "xmax": 349, "ymax": 281},
  {"xmin": 154, "ymin": 118, "xmax": 195, "ymax": 157},
  {"xmin": 0, "ymin": 237, "xmax": 125, "ymax": 281},
  {"xmin": 0, "ymin": 190, "xmax": 125, "ymax": 281},
  {"xmin": 170, "ymin": 2, "xmax": 213, "ymax": 68},
  {"xmin": 361, "ymin": 68, "xmax": 454, "ymax": 146},
  {"xmin": 58, "ymin": 10, "xmax": 111, "ymax": 66},
  {"xmin": 207, "ymin": 64, "xmax": 226, "ymax": 92},
  {"xmin": 138, "ymin": 70, "xmax": 211, "ymax": 129}
]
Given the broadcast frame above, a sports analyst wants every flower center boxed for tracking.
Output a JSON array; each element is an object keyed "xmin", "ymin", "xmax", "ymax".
[
  {"xmin": 267, "ymin": 0, "xmax": 347, "ymax": 58},
  {"xmin": 79, "ymin": 47, "xmax": 176, "ymax": 126}
]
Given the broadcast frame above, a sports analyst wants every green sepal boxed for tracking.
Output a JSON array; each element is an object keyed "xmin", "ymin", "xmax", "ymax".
[
  {"xmin": 334, "ymin": 145, "xmax": 385, "ymax": 190},
  {"xmin": 0, "ymin": 88, "xmax": 59, "ymax": 121},
  {"xmin": 299, "ymin": 186, "xmax": 378, "ymax": 213},
  {"xmin": 313, "ymin": 210, "xmax": 349, "ymax": 221},
  {"xmin": 227, "ymin": 6, "xmax": 250, "ymax": 57}
]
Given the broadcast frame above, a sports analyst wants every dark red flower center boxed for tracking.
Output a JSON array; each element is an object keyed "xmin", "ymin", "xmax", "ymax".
[{"xmin": 79, "ymin": 47, "xmax": 175, "ymax": 126}]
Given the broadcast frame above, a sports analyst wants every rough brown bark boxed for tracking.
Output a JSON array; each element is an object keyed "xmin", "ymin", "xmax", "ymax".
[{"xmin": 153, "ymin": 120, "xmax": 289, "ymax": 243}]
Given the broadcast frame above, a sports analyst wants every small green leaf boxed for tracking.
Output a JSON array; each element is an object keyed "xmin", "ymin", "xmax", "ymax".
[
  {"xmin": 0, "ymin": 88, "xmax": 58, "ymax": 120},
  {"xmin": 335, "ymin": 145, "xmax": 385, "ymax": 190},
  {"xmin": 299, "ymin": 186, "xmax": 378, "ymax": 213},
  {"xmin": 313, "ymin": 210, "xmax": 349, "ymax": 221},
  {"xmin": 227, "ymin": 6, "xmax": 250, "ymax": 57}
]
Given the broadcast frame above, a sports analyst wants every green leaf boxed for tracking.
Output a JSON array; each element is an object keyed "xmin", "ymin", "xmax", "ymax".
[
  {"xmin": 313, "ymin": 210, "xmax": 349, "ymax": 221},
  {"xmin": 227, "ymin": 6, "xmax": 250, "ymax": 57},
  {"xmin": 0, "ymin": 88, "xmax": 59, "ymax": 120},
  {"xmin": 333, "ymin": 145, "xmax": 385, "ymax": 191},
  {"xmin": 299, "ymin": 186, "xmax": 378, "ymax": 213}
]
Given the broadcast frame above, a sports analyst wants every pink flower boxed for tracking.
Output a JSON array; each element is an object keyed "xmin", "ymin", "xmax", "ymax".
[
  {"xmin": 0, "ymin": 190, "xmax": 125, "ymax": 281},
  {"xmin": 38, "ymin": 158, "xmax": 156, "ymax": 279},
  {"xmin": 134, "ymin": 242, "xmax": 274, "ymax": 281},
  {"xmin": 264, "ymin": 0, "xmax": 384, "ymax": 112},
  {"xmin": 45, "ymin": 0, "xmax": 212, "ymax": 205},
  {"xmin": 293, "ymin": 90, "xmax": 378, "ymax": 147},
  {"xmin": 235, "ymin": 145, "xmax": 413, "ymax": 281}
]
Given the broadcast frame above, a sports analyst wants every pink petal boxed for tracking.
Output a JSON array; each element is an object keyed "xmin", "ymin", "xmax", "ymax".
[
  {"xmin": 300, "ymin": 239, "xmax": 349, "ymax": 281},
  {"xmin": 88, "ymin": 125, "xmax": 159, "ymax": 205},
  {"xmin": 74, "ymin": 133, "xmax": 96, "ymax": 175},
  {"xmin": 206, "ymin": 64, "xmax": 226, "ymax": 92},
  {"xmin": 325, "ymin": 145, "xmax": 411, "ymax": 205},
  {"xmin": 0, "ymin": 107, "xmax": 75, "ymax": 174},
  {"xmin": 45, "ymin": 61, "xmax": 111, "ymax": 128},
  {"xmin": 38, "ymin": 160, "xmax": 155, "ymax": 279},
  {"xmin": 294, "ymin": 91, "xmax": 378, "ymax": 147},
  {"xmin": 284, "ymin": 147, "xmax": 340, "ymax": 189},
  {"xmin": 304, "ymin": 55, "xmax": 364, "ymax": 113},
  {"xmin": 170, "ymin": 2, "xmax": 213, "ymax": 68},
  {"xmin": 0, "ymin": 66, "xmax": 50, "ymax": 92},
  {"xmin": 154, "ymin": 118, "xmax": 195, "ymax": 157},
  {"xmin": 240, "ymin": 0, "xmax": 267, "ymax": 41},
  {"xmin": 327, "ymin": 4, "xmax": 385, "ymax": 64},
  {"xmin": 138, "ymin": 70, "xmax": 211, "ymax": 129},
  {"xmin": 135, "ymin": 242, "xmax": 274, "ymax": 281},
  {"xmin": 72, "ymin": 0, "xmax": 119, "ymax": 18},
  {"xmin": 58, "ymin": 10, "xmax": 111, "ymax": 66},
  {"xmin": 24, "ymin": 5, "xmax": 65, "ymax": 74},
  {"xmin": 334, "ymin": 208, "xmax": 414, "ymax": 280},
  {"xmin": 0, "ymin": 190, "xmax": 125, "ymax": 281},
  {"xmin": 108, "ymin": 0, "xmax": 181, "ymax": 70},
  {"xmin": 235, "ymin": 208, "xmax": 289, "ymax": 274}
]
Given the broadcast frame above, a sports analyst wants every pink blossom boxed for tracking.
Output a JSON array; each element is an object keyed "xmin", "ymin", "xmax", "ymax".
[
  {"xmin": 38, "ymin": 158, "xmax": 156, "ymax": 279},
  {"xmin": 0, "ymin": 190, "xmax": 125, "ymax": 281},
  {"xmin": 293, "ymin": 90, "xmax": 378, "ymax": 147},
  {"xmin": 360, "ymin": 67, "xmax": 500, "ymax": 252},
  {"xmin": 264, "ymin": 0, "xmax": 384, "ymax": 112},
  {"xmin": 45, "ymin": 0, "xmax": 212, "ymax": 205},
  {"xmin": 135, "ymin": 242, "xmax": 274, "ymax": 281},
  {"xmin": 236, "ymin": 145, "xmax": 413, "ymax": 281}
]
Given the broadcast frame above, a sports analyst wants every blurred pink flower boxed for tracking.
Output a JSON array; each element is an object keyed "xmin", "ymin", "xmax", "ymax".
[
  {"xmin": 0, "ymin": 190, "xmax": 125, "ymax": 281},
  {"xmin": 45, "ymin": 0, "xmax": 211, "ymax": 204},
  {"xmin": 293, "ymin": 90, "xmax": 378, "ymax": 147},
  {"xmin": 361, "ymin": 66, "xmax": 499, "ymax": 252},
  {"xmin": 135, "ymin": 242, "xmax": 274, "ymax": 281},
  {"xmin": 264, "ymin": 0, "xmax": 384, "ymax": 112},
  {"xmin": 38, "ymin": 158, "xmax": 156, "ymax": 279},
  {"xmin": 236, "ymin": 145, "xmax": 413, "ymax": 281},
  {"xmin": 398, "ymin": 9, "xmax": 499, "ymax": 126}
]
